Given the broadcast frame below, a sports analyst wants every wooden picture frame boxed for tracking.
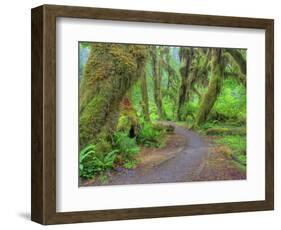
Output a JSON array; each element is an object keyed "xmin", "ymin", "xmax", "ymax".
[{"xmin": 31, "ymin": 4, "xmax": 274, "ymax": 225}]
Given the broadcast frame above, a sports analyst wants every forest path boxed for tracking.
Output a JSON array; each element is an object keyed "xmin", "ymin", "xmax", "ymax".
[{"xmin": 84, "ymin": 122, "xmax": 245, "ymax": 186}]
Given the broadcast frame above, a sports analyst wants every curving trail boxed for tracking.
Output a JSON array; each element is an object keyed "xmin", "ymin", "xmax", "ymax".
[
  {"xmin": 86, "ymin": 122, "xmax": 212, "ymax": 186},
  {"xmin": 84, "ymin": 122, "xmax": 246, "ymax": 186}
]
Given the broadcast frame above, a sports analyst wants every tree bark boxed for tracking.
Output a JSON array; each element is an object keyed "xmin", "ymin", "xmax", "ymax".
[
  {"xmin": 79, "ymin": 43, "xmax": 147, "ymax": 148},
  {"xmin": 140, "ymin": 61, "xmax": 150, "ymax": 122},
  {"xmin": 177, "ymin": 48, "xmax": 193, "ymax": 121},
  {"xmin": 151, "ymin": 47, "xmax": 164, "ymax": 119},
  {"xmin": 195, "ymin": 48, "xmax": 224, "ymax": 126}
]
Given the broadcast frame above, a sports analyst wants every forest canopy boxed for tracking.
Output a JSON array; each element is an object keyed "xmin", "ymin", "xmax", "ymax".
[{"xmin": 79, "ymin": 42, "xmax": 247, "ymax": 184}]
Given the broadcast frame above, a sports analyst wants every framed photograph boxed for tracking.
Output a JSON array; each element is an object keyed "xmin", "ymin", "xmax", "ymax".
[{"xmin": 31, "ymin": 4, "xmax": 274, "ymax": 225}]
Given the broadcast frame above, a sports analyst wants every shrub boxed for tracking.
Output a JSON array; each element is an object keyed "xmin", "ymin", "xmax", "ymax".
[
  {"xmin": 200, "ymin": 122, "xmax": 214, "ymax": 130},
  {"xmin": 206, "ymin": 127, "xmax": 246, "ymax": 135},
  {"xmin": 215, "ymin": 135, "xmax": 246, "ymax": 153},
  {"xmin": 234, "ymin": 154, "xmax": 247, "ymax": 166},
  {"xmin": 123, "ymin": 159, "xmax": 137, "ymax": 169},
  {"xmin": 114, "ymin": 132, "xmax": 140, "ymax": 160},
  {"xmin": 136, "ymin": 123, "xmax": 165, "ymax": 147},
  {"xmin": 92, "ymin": 150, "xmax": 118, "ymax": 171},
  {"xmin": 213, "ymin": 78, "xmax": 246, "ymax": 122},
  {"xmin": 79, "ymin": 144, "xmax": 96, "ymax": 179},
  {"xmin": 79, "ymin": 144, "xmax": 118, "ymax": 179}
]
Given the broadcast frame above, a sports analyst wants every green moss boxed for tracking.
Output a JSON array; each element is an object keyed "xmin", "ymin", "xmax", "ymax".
[
  {"xmin": 195, "ymin": 48, "xmax": 223, "ymax": 126},
  {"xmin": 206, "ymin": 127, "xmax": 246, "ymax": 135},
  {"xmin": 79, "ymin": 44, "xmax": 148, "ymax": 149},
  {"xmin": 215, "ymin": 135, "xmax": 246, "ymax": 166},
  {"xmin": 117, "ymin": 97, "xmax": 140, "ymax": 134},
  {"xmin": 136, "ymin": 123, "xmax": 166, "ymax": 148}
]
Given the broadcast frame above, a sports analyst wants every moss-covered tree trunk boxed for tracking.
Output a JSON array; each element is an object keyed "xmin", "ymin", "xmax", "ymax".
[
  {"xmin": 79, "ymin": 43, "xmax": 147, "ymax": 149},
  {"xmin": 151, "ymin": 47, "xmax": 164, "ymax": 119},
  {"xmin": 226, "ymin": 49, "xmax": 246, "ymax": 75},
  {"xmin": 225, "ymin": 49, "xmax": 246, "ymax": 86},
  {"xmin": 194, "ymin": 48, "xmax": 224, "ymax": 126},
  {"xmin": 177, "ymin": 48, "xmax": 193, "ymax": 121},
  {"xmin": 166, "ymin": 54, "xmax": 171, "ymax": 90},
  {"xmin": 140, "ymin": 62, "xmax": 150, "ymax": 122}
]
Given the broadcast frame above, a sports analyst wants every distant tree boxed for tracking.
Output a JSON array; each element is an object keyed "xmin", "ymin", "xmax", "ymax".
[
  {"xmin": 140, "ymin": 61, "xmax": 150, "ymax": 122},
  {"xmin": 225, "ymin": 49, "xmax": 246, "ymax": 86},
  {"xmin": 177, "ymin": 47, "xmax": 194, "ymax": 121},
  {"xmin": 151, "ymin": 46, "xmax": 165, "ymax": 119}
]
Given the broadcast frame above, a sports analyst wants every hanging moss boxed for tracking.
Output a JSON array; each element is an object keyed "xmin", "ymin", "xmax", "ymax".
[
  {"xmin": 140, "ymin": 61, "xmax": 150, "ymax": 122},
  {"xmin": 117, "ymin": 96, "xmax": 140, "ymax": 135},
  {"xmin": 79, "ymin": 43, "xmax": 148, "ymax": 149},
  {"xmin": 177, "ymin": 47, "xmax": 194, "ymax": 121},
  {"xmin": 194, "ymin": 48, "xmax": 224, "ymax": 127}
]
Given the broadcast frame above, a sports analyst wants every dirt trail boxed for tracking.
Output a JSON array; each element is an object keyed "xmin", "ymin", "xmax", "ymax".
[{"xmin": 84, "ymin": 122, "xmax": 245, "ymax": 186}]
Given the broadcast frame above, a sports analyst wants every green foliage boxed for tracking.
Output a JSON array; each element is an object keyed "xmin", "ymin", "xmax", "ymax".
[
  {"xmin": 113, "ymin": 132, "xmax": 141, "ymax": 170},
  {"xmin": 137, "ymin": 123, "xmax": 165, "ymax": 147},
  {"xmin": 79, "ymin": 43, "xmax": 148, "ymax": 148},
  {"xmin": 206, "ymin": 127, "xmax": 246, "ymax": 135},
  {"xmin": 80, "ymin": 132, "xmax": 141, "ymax": 179},
  {"xmin": 99, "ymin": 174, "xmax": 109, "ymax": 184},
  {"xmin": 162, "ymin": 97, "xmax": 176, "ymax": 120},
  {"xmin": 148, "ymin": 103, "xmax": 159, "ymax": 121},
  {"xmin": 114, "ymin": 132, "xmax": 140, "ymax": 160},
  {"xmin": 215, "ymin": 135, "xmax": 246, "ymax": 166},
  {"xmin": 235, "ymin": 154, "xmax": 247, "ymax": 166},
  {"xmin": 79, "ymin": 144, "xmax": 96, "ymax": 179},
  {"xmin": 197, "ymin": 120, "xmax": 247, "ymax": 167},
  {"xmin": 79, "ymin": 144, "xmax": 118, "ymax": 179},
  {"xmin": 79, "ymin": 43, "xmax": 247, "ymax": 182},
  {"xmin": 215, "ymin": 135, "xmax": 246, "ymax": 153},
  {"xmin": 123, "ymin": 159, "xmax": 137, "ymax": 169},
  {"xmin": 182, "ymin": 99, "xmax": 200, "ymax": 124},
  {"xmin": 93, "ymin": 150, "xmax": 118, "ymax": 171},
  {"xmin": 130, "ymin": 82, "xmax": 143, "ymax": 117},
  {"xmin": 198, "ymin": 122, "xmax": 214, "ymax": 131},
  {"xmin": 213, "ymin": 78, "xmax": 246, "ymax": 123},
  {"xmin": 79, "ymin": 42, "xmax": 91, "ymax": 49}
]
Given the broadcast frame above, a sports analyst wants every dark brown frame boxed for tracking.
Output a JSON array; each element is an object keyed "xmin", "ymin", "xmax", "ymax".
[{"xmin": 31, "ymin": 4, "xmax": 274, "ymax": 225}]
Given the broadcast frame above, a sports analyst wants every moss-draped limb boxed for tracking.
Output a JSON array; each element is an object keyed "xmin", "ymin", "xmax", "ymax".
[
  {"xmin": 225, "ymin": 49, "xmax": 246, "ymax": 75},
  {"xmin": 224, "ymin": 49, "xmax": 246, "ymax": 87},
  {"xmin": 79, "ymin": 43, "xmax": 147, "ymax": 148},
  {"xmin": 195, "ymin": 48, "xmax": 224, "ymax": 126}
]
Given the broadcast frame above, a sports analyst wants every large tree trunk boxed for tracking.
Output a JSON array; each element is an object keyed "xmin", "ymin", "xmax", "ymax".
[
  {"xmin": 195, "ymin": 48, "xmax": 224, "ymax": 126},
  {"xmin": 140, "ymin": 62, "xmax": 150, "ymax": 122},
  {"xmin": 166, "ymin": 53, "xmax": 171, "ymax": 90},
  {"xmin": 177, "ymin": 48, "xmax": 193, "ymax": 121},
  {"xmin": 79, "ymin": 43, "xmax": 147, "ymax": 148},
  {"xmin": 151, "ymin": 47, "xmax": 164, "ymax": 119}
]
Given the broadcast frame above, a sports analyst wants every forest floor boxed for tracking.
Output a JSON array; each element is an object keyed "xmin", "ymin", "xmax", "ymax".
[{"xmin": 82, "ymin": 122, "xmax": 246, "ymax": 186}]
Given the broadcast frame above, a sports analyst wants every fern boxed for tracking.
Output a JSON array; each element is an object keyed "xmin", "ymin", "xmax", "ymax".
[
  {"xmin": 114, "ymin": 132, "xmax": 140, "ymax": 159},
  {"xmin": 79, "ymin": 144, "xmax": 118, "ymax": 179}
]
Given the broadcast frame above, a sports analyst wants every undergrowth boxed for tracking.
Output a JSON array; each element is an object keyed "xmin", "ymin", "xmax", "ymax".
[
  {"xmin": 80, "ymin": 123, "xmax": 169, "ymax": 180},
  {"xmin": 136, "ymin": 123, "xmax": 166, "ymax": 148}
]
